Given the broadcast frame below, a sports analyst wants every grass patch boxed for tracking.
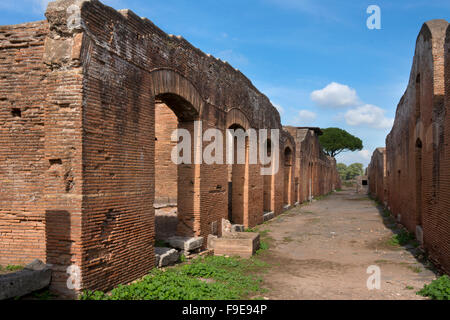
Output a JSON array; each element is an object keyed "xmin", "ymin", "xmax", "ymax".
[
  {"xmin": 314, "ymin": 193, "xmax": 331, "ymax": 201},
  {"xmin": 405, "ymin": 286, "xmax": 414, "ymax": 290},
  {"xmin": 407, "ymin": 265, "xmax": 422, "ymax": 274},
  {"xmin": 79, "ymin": 255, "xmax": 268, "ymax": 300},
  {"xmin": 417, "ymin": 275, "xmax": 450, "ymax": 300},
  {"xmin": 0, "ymin": 264, "xmax": 24, "ymax": 274},
  {"xmin": 387, "ymin": 229, "xmax": 416, "ymax": 247},
  {"xmin": 32, "ymin": 289, "xmax": 57, "ymax": 300}
]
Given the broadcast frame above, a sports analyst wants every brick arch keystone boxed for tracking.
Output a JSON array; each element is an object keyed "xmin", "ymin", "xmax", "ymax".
[{"xmin": 149, "ymin": 68, "xmax": 204, "ymax": 117}]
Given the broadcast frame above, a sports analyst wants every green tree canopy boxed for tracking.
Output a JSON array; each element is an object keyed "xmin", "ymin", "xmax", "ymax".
[
  {"xmin": 337, "ymin": 163, "xmax": 364, "ymax": 181},
  {"xmin": 319, "ymin": 128, "xmax": 363, "ymax": 157},
  {"xmin": 336, "ymin": 163, "xmax": 348, "ymax": 181},
  {"xmin": 345, "ymin": 163, "xmax": 364, "ymax": 180}
]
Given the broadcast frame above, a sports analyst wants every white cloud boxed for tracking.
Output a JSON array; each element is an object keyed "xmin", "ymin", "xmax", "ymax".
[
  {"xmin": 358, "ymin": 149, "xmax": 371, "ymax": 160},
  {"xmin": 297, "ymin": 110, "xmax": 317, "ymax": 124},
  {"xmin": 336, "ymin": 149, "xmax": 372, "ymax": 167},
  {"xmin": 310, "ymin": 82, "xmax": 359, "ymax": 108},
  {"xmin": 344, "ymin": 104, "xmax": 393, "ymax": 129}
]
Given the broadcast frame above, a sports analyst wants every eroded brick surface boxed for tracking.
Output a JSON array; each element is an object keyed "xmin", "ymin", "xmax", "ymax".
[
  {"xmin": 369, "ymin": 20, "xmax": 450, "ymax": 275},
  {"xmin": 0, "ymin": 0, "xmax": 341, "ymax": 294}
]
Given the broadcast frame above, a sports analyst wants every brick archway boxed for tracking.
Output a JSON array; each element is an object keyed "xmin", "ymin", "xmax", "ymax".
[
  {"xmin": 150, "ymin": 68, "xmax": 204, "ymax": 118},
  {"xmin": 226, "ymin": 108, "xmax": 252, "ymax": 130},
  {"xmin": 151, "ymin": 69, "xmax": 203, "ymax": 238}
]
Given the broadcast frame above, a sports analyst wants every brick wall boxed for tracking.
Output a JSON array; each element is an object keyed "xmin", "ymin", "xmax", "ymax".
[
  {"xmin": 155, "ymin": 103, "xmax": 178, "ymax": 206},
  {"xmin": 0, "ymin": 21, "xmax": 49, "ymax": 265},
  {"xmin": 284, "ymin": 127, "xmax": 340, "ymax": 204},
  {"xmin": 382, "ymin": 20, "xmax": 450, "ymax": 274},
  {"xmin": 0, "ymin": 0, "xmax": 342, "ymax": 294},
  {"xmin": 368, "ymin": 148, "xmax": 387, "ymax": 204}
]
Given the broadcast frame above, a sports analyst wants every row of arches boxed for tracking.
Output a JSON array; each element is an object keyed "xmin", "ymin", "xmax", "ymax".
[{"xmin": 152, "ymin": 70, "xmax": 298, "ymax": 241}]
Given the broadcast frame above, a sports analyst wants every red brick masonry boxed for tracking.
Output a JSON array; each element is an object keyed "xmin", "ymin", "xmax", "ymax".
[
  {"xmin": 0, "ymin": 0, "xmax": 340, "ymax": 294},
  {"xmin": 368, "ymin": 20, "xmax": 450, "ymax": 275}
]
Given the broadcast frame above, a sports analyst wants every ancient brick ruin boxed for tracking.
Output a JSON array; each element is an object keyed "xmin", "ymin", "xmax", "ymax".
[
  {"xmin": 0, "ymin": 0, "xmax": 340, "ymax": 294},
  {"xmin": 368, "ymin": 20, "xmax": 450, "ymax": 275}
]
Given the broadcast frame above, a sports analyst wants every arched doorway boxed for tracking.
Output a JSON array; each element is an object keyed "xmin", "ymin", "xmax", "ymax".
[
  {"xmin": 227, "ymin": 124, "xmax": 248, "ymax": 224},
  {"xmin": 415, "ymin": 138, "xmax": 423, "ymax": 226},
  {"xmin": 154, "ymin": 92, "xmax": 199, "ymax": 240},
  {"xmin": 283, "ymin": 147, "xmax": 293, "ymax": 207},
  {"xmin": 263, "ymin": 139, "xmax": 274, "ymax": 214}
]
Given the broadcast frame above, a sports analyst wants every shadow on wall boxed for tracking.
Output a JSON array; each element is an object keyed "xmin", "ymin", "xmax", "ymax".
[{"xmin": 45, "ymin": 210, "xmax": 71, "ymax": 294}]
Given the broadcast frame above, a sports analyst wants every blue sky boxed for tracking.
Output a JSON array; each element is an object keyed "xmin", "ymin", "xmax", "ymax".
[{"xmin": 2, "ymin": 0, "xmax": 450, "ymax": 167}]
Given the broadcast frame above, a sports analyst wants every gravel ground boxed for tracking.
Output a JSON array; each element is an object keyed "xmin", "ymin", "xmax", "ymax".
[{"xmin": 257, "ymin": 188, "xmax": 437, "ymax": 300}]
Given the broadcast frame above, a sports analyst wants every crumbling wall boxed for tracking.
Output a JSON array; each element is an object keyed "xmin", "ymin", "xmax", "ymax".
[
  {"xmin": 0, "ymin": 22, "xmax": 49, "ymax": 266},
  {"xmin": 368, "ymin": 148, "xmax": 387, "ymax": 205},
  {"xmin": 0, "ymin": 0, "xmax": 338, "ymax": 294},
  {"xmin": 385, "ymin": 19, "xmax": 450, "ymax": 274},
  {"xmin": 284, "ymin": 126, "xmax": 340, "ymax": 204}
]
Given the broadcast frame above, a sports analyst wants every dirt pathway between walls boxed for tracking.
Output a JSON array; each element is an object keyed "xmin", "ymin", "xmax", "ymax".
[{"xmin": 257, "ymin": 188, "xmax": 437, "ymax": 300}]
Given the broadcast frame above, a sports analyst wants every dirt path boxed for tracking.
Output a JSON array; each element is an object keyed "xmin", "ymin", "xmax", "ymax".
[{"xmin": 257, "ymin": 188, "xmax": 437, "ymax": 300}]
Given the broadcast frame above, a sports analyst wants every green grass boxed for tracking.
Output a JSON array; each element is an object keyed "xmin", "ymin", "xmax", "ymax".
[
  {"xmin": 387, "ymin": 229, "xmax": 416, "ymax": 247},
  {"xmin": 408, "ymin": 265, "xmax": 422, "ymax": 274},
  {"xmin": 79, "ymin": 255, "xmax": 269, "ymax": 300},
  {"xmin": 314, "ymin": 192, "xmax": 332, "ymax": 201},
  {"xmin": 405, "ymin": 286, "xmax": 414, "ymax": 290},
  {"xmin": 417, "ymin": 275, "xmax": 450, "ymax": 300},
  {"xmin": 32, "ymin": 289, "xmax": 57, "ymax": 300},
  {"xmin": 0, "ymin": 264, "xmax": 23, "ymax": 273}
]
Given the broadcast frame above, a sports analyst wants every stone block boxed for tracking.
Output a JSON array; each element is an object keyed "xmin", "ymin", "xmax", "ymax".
[
  {"xmin": 0, "ymin": 260, "xmax": 51, "ymax": 300},
  {"xmin": 168, "ymin": 236, "xmax": 204, "ymax": 252},
  {"xmin": 212, "ymin": 232, "xmax": 260, "ymax": 259},
  {"xmin": 155, "ymin": 247, "xmax": 179, "ymax": 267},
  {"xmin": 263, "ymin": 211, "xmax": 274, "ymax": 222}
]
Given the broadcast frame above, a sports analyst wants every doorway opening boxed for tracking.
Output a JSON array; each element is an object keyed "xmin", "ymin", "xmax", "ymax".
[
  {"xmin": 227, "ymin": 124, "xmax": 248, "ymax": 224},
  {"xmin": 154, "ymin": 94, "xmax": 198, "ymax": 241},
  {"xmin": 283, "ymin": 147, "xmax": 293, "ymax": 207}
]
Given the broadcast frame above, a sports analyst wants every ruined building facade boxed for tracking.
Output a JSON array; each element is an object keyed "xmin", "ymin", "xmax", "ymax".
[
  {"xmin": 0, "ymin": 0, "xmax": 340, "ymax": 294},
  {"xmin": 367, "ymin": 148, "xmax": 387, "ymax": 205},
  {"xmin": 368, "ymin": 20, "xmax": 450, "ymax": 275}
]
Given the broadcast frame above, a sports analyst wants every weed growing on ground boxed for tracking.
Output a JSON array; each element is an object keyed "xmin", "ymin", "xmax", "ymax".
[
  {"xmin": 32, "ymin": 289, "xmax": 56, "ymax": 300},
  {"xmin": 0, "ymin": 265, "xmax": 23, "ymax": 273},
  {"xmin": 79, "ymin": 255, "xmax": 268, "ymax": 300},
  {"xmin": 417, "ymin": 275, "xmax": 450, "ymax": 300},
  {"xmin": 388, "ymin": 229, "xmax": 416, "ymax": 247},
  {"xmin": 407, "ymin": 265, "xmax": 422, "ymax": 274},
  {"xmin": 314, "ymin": 192, "xmax": 332, "ymax": 201}
]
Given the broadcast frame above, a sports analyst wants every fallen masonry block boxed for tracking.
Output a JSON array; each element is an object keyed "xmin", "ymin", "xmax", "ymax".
[
  {"xmin": 168, "ymin": 236, "xmax": 204, "ymax": 252},
  {"xmin": 263, "ymin": 211, "xmax": 274, "ymax": 222},
  {"xmin": 212, "ymin": 232, "xmax": 260, "ymax": 259},
  {"xmin": 155, "ymin": 247, "xmax": 179, "ymax": 267},
  {"xmin": 207, "ymin": 235, "xmax": 218, "ymax": 250},
  {"xmin": 0, "ymin": 259, "xmax": 51, "ymax": 300}
]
